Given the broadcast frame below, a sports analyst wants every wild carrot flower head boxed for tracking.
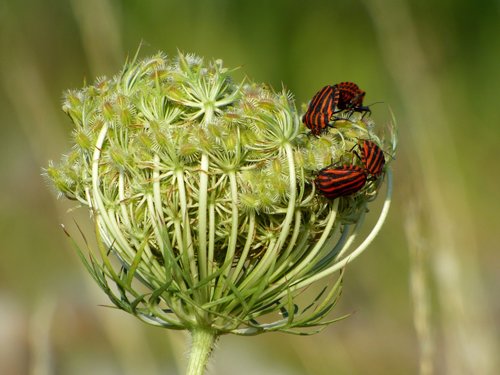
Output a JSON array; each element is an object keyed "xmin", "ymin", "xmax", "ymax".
[{"xmin": 46, "ymin": 51, "xmax": 394, "ymax": 335}]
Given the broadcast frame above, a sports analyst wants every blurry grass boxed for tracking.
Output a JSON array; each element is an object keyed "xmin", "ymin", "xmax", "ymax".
[
  {"xmin": 364, "ymin": 0, "xmax": 499, "ymax": 373},
  {"xmin": 405, "ymin": 201, "xmax": 434, "ymax": 375},
  {"xmin": 0, "ymin": 0, "xmax": 498, "ymax": 374},
  {"xmin": 29, "ymin": 295, "xmax": 56, "ymax": 375},
  {"xmin": 70, "ymin": 0, "xmax": 123, "ymax": 75}
]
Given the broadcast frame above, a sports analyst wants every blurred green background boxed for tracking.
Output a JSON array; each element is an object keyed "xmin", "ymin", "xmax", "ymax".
[{"xmin": 1, "ymin": 0, "xmax": 499, "ymax": 374}]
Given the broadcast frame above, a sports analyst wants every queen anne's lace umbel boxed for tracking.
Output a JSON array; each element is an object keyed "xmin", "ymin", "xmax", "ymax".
[{"xmin": 46, "ymin": 51, "xmax": 395, "ymax": 336}]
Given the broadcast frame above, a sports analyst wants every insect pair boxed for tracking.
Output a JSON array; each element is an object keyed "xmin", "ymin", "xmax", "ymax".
[
  {"xmin": 302, "ymin": 82, "xmax": 370, "ymax": 136},
  {"xmin": 315, "ymin": 140, "xmax": 385, "ymax": 200}
]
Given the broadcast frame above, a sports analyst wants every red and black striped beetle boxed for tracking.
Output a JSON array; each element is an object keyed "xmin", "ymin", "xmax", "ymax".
[
  {"xmin": 315, "ymin": 165, "xmax": 367, "ymax": 200},
  {"xmin": 302, "ymin": 85, "xmax": 336, "ymax": 136},
  {"xmin": 333, "ymin": 82, "xmax": 369, "ymax": 113},
  {"xmin": 360, "ymin": 140, "xmax": 386, "ymax": 177},
  {"xmin": 302, "ymin": 82, "xmax": 370, "ymax": 136}
]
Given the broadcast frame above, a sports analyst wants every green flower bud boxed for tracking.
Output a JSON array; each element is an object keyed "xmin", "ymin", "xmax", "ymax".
[{"xmin": 47, "ymin": 51, "xmax": 394, "ymax": 349}]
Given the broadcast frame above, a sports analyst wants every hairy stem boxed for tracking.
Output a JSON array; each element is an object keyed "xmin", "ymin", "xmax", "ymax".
[{"xmin": 186, "ymin": 329, "xmax": 218, "ymax": 375}]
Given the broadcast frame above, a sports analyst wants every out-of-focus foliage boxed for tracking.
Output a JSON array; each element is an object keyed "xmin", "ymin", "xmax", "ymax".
[{"xmin": 1, "ymin": 0, "xmax": 498, "ymax": 374}]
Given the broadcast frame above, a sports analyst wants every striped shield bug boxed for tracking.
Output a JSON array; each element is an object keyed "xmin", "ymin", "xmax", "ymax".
[
  {"xmin": 332, "ymin": 81, "xmax": 370, "ymax": 113},
  {"xmin": 360, "ymin": 140, "xmax": 386, "ymax": 177},
  {"xmin": 315, "ymin": 165, "xmax": 367, "ymax": 200},
  {"xmin": 302, "ymin": 82, "xmax": 370, "ymax": 136},
  {"xmin": 302, "ymin": 85, "xmax": 336, "ymax": 136}
]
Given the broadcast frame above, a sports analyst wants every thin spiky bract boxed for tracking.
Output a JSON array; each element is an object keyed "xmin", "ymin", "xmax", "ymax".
[{"xmin": 47, "ymin": 51, "xmax": 394, "ymax": 335}]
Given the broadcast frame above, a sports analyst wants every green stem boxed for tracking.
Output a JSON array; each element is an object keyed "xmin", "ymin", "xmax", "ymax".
[{"xmin": 186, "ymin": 329, "xmax": 218, "ymax": 375}]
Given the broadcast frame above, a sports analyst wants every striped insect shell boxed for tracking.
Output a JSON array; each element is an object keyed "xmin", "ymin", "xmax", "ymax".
[
  {"xmin": 333, "ymin": 82, "xmax": 369, "ymax": 112},
  {"xmin": 315, "ymin": 165, "xmax": 367, "ymax": 200},
  {"xmin": 360, "ymin": 140, "xmax": 386, "ymax": 177},
  {"xmin": 302, "ymin": 85, "xmax": 336, "ymax": 135}
]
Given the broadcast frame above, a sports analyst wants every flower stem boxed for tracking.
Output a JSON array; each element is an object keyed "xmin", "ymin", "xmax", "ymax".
[{"xmin": 186, "ymin": 329, "xmax": 218, "ymax": 375}]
